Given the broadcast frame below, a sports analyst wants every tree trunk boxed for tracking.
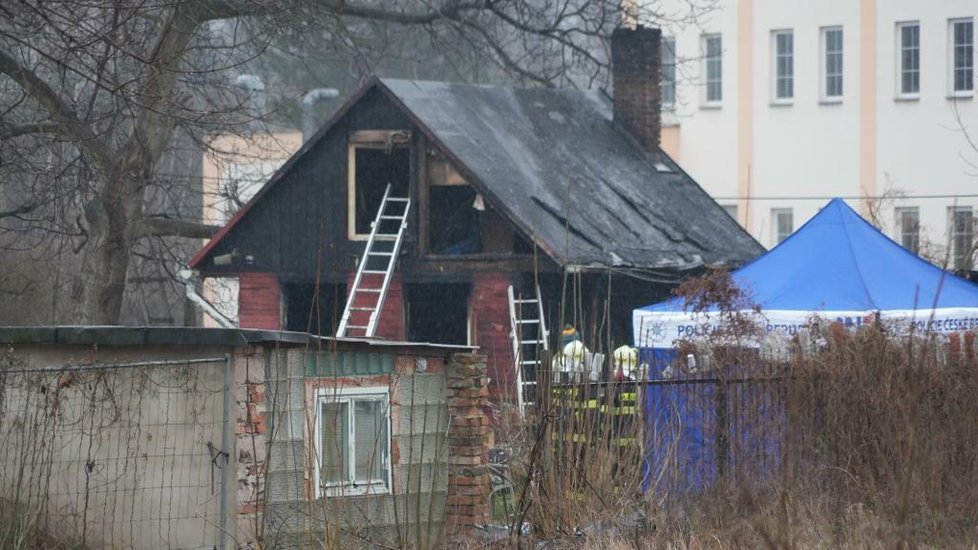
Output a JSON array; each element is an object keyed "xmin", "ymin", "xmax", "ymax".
[{"xmin": 72, "ymin": 178, "xmax": 143, "ymax": 324}]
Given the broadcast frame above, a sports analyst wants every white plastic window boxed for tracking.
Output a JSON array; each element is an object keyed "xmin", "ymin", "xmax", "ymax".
[
  {"xmin": 898, "ymin": 22, "xmax": 921, "ymax": 97},
  {"xmin": 315, "ymin": 387, "xmax": 391, "ymax": 497},
  {"xmin": 895, "ymin": 207, "xmax": 920, "ymax": 254},
  {"xmin": 703, "ymin": 34, "xmax": 723, "ymax": 104},
  {"xmin": 773, "ymin": 30, "xmax": 794, "ymax": 101},
  {"xmin": 772, "ymin": 208, "xmax": 794, "ymax": 245},
  {"xmin": 662, "ymin": 37, "xmax": 677, "ymax": 109},
  {"xmin": 950, "ymin": 207, "xmax": 975, "ymax": 270},
  {"xmin": 822, "ymin": 27, "xmax": 844, "ymax": 99},
  {"xmin": 950, "ymin": 18, "xmax": 974, "ymax": 94}
]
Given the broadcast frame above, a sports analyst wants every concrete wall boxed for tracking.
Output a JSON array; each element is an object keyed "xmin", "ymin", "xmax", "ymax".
[{"xmin": 0, "ymin": 343, "xmax": 235, "ymax": 549}]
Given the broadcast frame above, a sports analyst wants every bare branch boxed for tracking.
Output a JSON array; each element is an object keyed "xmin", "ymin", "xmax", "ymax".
[
  {"xmin": 189, "ymin": 0, "xmax": 280, "ymax": 20},
  {"xmin": 135, "ymin": 216, "xmax": 221, "ymax": 240},
  {"xmin": 0, "ymin": 203, "xmax": 41, "ymax": 220},
  {"xmin": 0, "ymin": 48, "xmax": 114, "ymax": 170},
  {"xmin": 0, "ymin": 121, "xmax": 59, "ymax": 140},
  {"xmin": 195, "ymin": 0, "xmax": 487, "ymax": 25},
  {"xmin": 116, "ymin": 6, "xmax": 203, "ymax": 174}
]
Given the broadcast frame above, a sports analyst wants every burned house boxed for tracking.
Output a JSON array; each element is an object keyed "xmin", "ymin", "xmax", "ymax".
[{"xmin": 189, "ymin": 28, "xmax": 763, "ymax": 408}]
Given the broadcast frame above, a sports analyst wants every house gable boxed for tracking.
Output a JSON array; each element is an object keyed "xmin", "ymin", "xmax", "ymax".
[{"xmin": 192, "ymin": 84, "xmax": 416, "ymax": 280}]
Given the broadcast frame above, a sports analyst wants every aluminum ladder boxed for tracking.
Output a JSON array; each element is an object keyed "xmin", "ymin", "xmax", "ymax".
[
  {"xmin": 336, "ymin": 184, "xmax": 410, "ymax": 338},
  {"xmin": 508, "ymin": 284, "xmax": 549, "ymax": 419}
]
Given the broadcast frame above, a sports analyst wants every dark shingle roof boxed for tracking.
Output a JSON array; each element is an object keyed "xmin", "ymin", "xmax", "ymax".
[{"xmin": 379, "ymin": 78, "xmax": 762, "ymax": 269}]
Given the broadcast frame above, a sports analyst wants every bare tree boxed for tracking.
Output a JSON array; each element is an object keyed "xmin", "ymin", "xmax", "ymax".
[{"xmin": 0, "ymin": 0, "xmax": 715, "ymax": 324}]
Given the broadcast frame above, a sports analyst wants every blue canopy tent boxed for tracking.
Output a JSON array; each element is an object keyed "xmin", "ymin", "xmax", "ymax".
[
  {"xmin": 633, "ymin": 198, "xmax": 978, "ymax": 494},
  {"xmin": 635, "ymin": 198, "xmax": 978, "ymax": 348}
]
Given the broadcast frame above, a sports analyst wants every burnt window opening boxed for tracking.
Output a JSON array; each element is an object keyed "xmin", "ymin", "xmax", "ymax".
[
  {"xmin": 284, "ymin": 282, "xmax": 345, "ymax": 336},
  {"xmin": 513, "ymin": 232, "xmax": 534, "ymax": 254},
  {"xmin": 349, "ymin": 137, "xmax": 410, "ymax": 238},
  {"xmin": 406, "ymin": 283, "xmax": 470, "ymax": 345},
  {"xmin": 428, "ymin": 186, "xmax": 482, "ymax": 254},
  {"xmin": 426, "ymin": 150, "xmax": 483, "ymax": 255}
]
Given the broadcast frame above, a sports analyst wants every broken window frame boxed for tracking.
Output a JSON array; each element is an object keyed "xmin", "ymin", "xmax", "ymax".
[
  {"xmin": 347, "ymin": 130, "xmax": 411, "ymax": 241},
  {"xmin": 420, "ymin": 145, "xmax": 485, "ymax": 257}
]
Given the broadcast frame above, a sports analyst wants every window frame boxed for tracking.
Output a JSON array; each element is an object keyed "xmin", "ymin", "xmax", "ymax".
[
  {"xmin": 771, "ymin": 29, "xmax": 795, "ymax": 104},
  {"xmin": 772, "ymin": 208, "xmax": 794, "ymax": 245},
  {"xmin": 702, "ymin": 33, "xmax": 723, "ymax": 107},
  {"xmin": 949, "ymin": 206, "xmax": 975, "ymax": 271},
  {"xmin": 661, "ymin": 36, "xmax": 677, "ymax": 110},
  {"xmin": 346, "ymin": 130, "xmax": 411, "ymax": 241},
  {"xmin": 948, "ymin": 17, "xmax": 975, "ymax": 97},
  {"xmin": 820, "ymin": 26, "xmax": 844, "ymax": 103},
  {"xmin": 314, "ymin": 386, "xmax": 393, "ymax": 499},
  {"xmin": 895, "ymin": 206, "xmax": 920, "ymax": 254},
  {"xmin": 896, "ymin": 21, "xmax": 921, "ymax": 100}
]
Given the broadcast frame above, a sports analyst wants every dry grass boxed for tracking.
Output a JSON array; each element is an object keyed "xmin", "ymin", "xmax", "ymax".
[{"xmin": 490, "ymin": 271, "xmax": 978, "ymax": 549}]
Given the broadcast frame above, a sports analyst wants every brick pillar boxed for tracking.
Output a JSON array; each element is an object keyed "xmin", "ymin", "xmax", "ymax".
[
  {"xmin": 239, "ymin": 272, "xmax": 283, "ymax": 330},
  {"xmin": 445, "ymin": 353, "xmax": 491, "ymax": 539},
  {"xmin": 233, "ymin": 346, "xmax": 269, "ymax": 547}
]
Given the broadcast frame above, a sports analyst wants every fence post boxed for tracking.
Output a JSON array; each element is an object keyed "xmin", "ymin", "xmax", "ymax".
[
  {"xmin": 715, "ymin": 379, "xmax": 729, "ymax": 482},
  {"xmin": 220, "ymin": 353, "xmax": 233, "ymax": 550}
]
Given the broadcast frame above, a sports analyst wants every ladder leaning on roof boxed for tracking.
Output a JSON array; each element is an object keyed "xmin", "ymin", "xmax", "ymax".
[
  {"xmin": 508, "ymin": 284, "xmax": 549, "ymax": 419},
  {"xmin": 336, "ymin": 184, "xmax": 411, "ymax": 338}
]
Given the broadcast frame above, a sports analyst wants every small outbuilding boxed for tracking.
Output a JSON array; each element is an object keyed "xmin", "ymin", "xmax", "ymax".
[{"xmin": 0, "ymin": 326, "xmax": 488, "ymax": 548}]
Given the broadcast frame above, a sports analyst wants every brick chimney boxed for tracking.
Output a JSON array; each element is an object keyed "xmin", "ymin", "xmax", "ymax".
[{"xmin": 611, "ymin": 26, "xmax": 662, "ymax": 157}]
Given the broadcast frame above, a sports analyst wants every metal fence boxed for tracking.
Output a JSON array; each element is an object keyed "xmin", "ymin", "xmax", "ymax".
[
  {"xmin": 0, "ymin": 356, "xmax": 232, "ymax": 549},
  {"xmin": 643, "ymin": 373, "xmax": 788, "ymax": 497},
  {"xmin": 540, "ymin": 369, "xmax": 789, "ymax": 498}
]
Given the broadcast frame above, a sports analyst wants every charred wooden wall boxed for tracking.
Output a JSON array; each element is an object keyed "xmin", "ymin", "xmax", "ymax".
[{"xmin": 199, "ymin": 87, "xmax": 417, "ymax": 283}]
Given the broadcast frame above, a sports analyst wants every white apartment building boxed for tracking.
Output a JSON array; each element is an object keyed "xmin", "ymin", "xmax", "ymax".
[{"xmin": 653, "ymin": 0, "xmax": 977, "ymax": 271}]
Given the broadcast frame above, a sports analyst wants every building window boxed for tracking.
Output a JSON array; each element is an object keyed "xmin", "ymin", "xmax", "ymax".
[
  {"xmin": 897, "ymin": 22, "xmax": 920, "ymax": 97},
  {"xmin": 722, "ymin": 204, "xmax": 738, "ymax": 222},
  {"xmin": 950, "ymin": 207, "xmax": 974, "ymax": 270},
  {"xmin": 315, "ymin": 387, "xmax": 391, "ymax": 497},
  {"xmin": 822, "ymin": 27, "xmax": 844, "ymax": 100},
  {"xmin": 703, "ymin": 34, "xmax": 723, "ymax": 105},
  {"xmin": 773, "ymin": 30, "xmax": 794, "ymax": 102},
  {"xmin": 950, "ymin": 18, "xmax": 974, "ymax": 95},
  {"xmin": 895, "ymin": 207, "xmax": 920, "ymax": 254},
  {"xmin": 772, "ymin": 208, "xmax": 793, "ymax": 244},
  {"xmin": 662, "ymin": 36, "xmax": 677, "ymax": 109}
]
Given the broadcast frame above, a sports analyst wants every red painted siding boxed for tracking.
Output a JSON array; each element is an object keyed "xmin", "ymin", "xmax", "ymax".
[
  {"xmin": 469, "ymin": 272, "xmax": 515, "ymax": 403},
  {"xmin": 344, "ymin": 272, "xmax": 405, "ymax": 340},
  {"xmin": 239, "ymin": 272, "xmax": 283, "ymax": 330}
]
